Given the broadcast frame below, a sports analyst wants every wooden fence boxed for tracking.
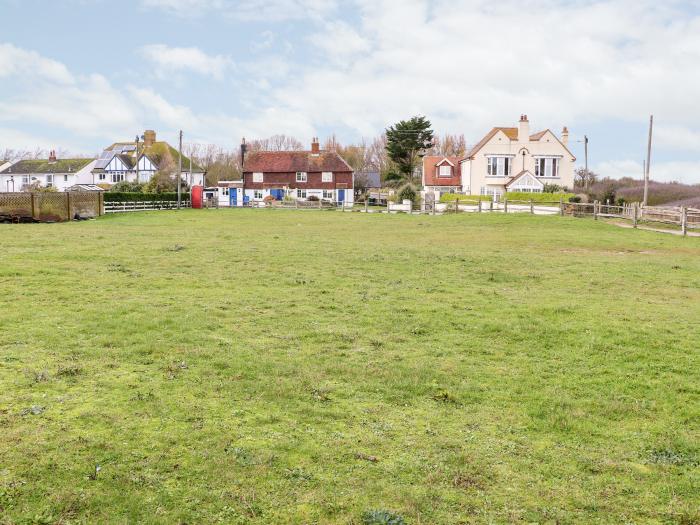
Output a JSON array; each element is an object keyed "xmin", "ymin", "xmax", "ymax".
[
  {"xmin": 104, "ymin": 200, "xmax": 191, "ymax": 213},
  {"xmin": 0, "ymin": 192, "xmax": 103, "ymax": 222}
]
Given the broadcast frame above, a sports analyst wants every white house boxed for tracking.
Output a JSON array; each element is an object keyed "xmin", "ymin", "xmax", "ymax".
[
  {"xmin": 92, "ymin": 130, "xmax": 205, "ymax": 188},
  {"xmin": 459, "ymin": 115, "xmax": 576, "ymax": 198},
  {"xmin": 0, "ymin": 152, "xmax": 96, "ymax": 192}
]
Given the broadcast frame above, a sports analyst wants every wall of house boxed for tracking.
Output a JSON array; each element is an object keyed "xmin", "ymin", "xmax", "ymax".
[
  {"xmin": 464, "ymin": 129, "xmax": 575, "ymax": 195},
  {"xmin": 243, "ymin": 186, "xmax": 354, "ymax": 204},
  {"xmin": 243, "ymin": 171, "xmax": 354, "ymax": 204}
]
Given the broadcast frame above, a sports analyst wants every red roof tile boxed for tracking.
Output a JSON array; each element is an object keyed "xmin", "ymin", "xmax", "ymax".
[
  {"xmin": 423, "ymin": 156, "xmax": 462, "ymax": 186},
  {"xmin": 243, "ymin": 150, "xmax": 352, "ymax": 173}
]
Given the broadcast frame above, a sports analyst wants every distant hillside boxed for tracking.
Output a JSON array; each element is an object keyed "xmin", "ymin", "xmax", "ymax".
[{"xmin": 583, "ymin": 177, "xmax": 700, "ymax": 207}]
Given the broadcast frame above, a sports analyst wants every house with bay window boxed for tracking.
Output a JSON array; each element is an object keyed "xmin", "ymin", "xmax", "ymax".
[
  {"xmin": 240, "ymin": 138, "xmax": 354, "ymax": 206},
  {"xmin": 459, "ymin": 115, "xmax": 576, "ymax": 198}
]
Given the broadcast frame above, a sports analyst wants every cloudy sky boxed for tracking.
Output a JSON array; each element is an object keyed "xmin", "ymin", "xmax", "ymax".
[{"xmin": 1, "ymin": 0, "xmax": 699, "ymax": 182}]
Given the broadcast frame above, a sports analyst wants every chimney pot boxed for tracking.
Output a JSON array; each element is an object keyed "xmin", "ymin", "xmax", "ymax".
[
  {"xmin": 143, "ymin": 130, "xmax": 156, "ymax": 147},
  {"xmin": 311, "ymin": 137, "xmax": 320, "ymax": 154}
]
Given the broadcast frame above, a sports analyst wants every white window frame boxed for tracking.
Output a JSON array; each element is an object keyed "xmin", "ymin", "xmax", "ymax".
[
  {"xmin": 321, "ymin": 172, "xmax": 333, "ymax": 183},
  {"xmin": 98, "ymin": 173, "xmax": 106, "ymax": 181},
  {"xmin": 297, "ymin": 188, "xmax": 307, "ymax": 199},
  {"xmin": 111, "ymin": 172, "xmax": 125, "ymax": 183},
  {"xmin": 534, "ymin": 157, "xmax": 560, "ymax": 178},
  {"xmin": 254, "ymin": 190, "xmax": 263, "ymax": 200},
  {"xmin": 296, "ymin": 171, "xmax": 307, "ymax": 182},
  {"xmin": 222, "ymin": 188, "xmax": 229, "ymax": 196},
  {"xmin": 22, "ymin": 175, "xmax": 30, "ymax": 185},
  {"xmin": 438, "ymin": 165, "xmax": 451, "ymax": 177},
  {"xmin": 253, "ymin": 172, "xmax": 264, "ymax": 183},
  {"xmin": 64, "ymin": 174, "xmax": 68, "ymax": 182},
  {"xmin": 46, "ymin": 174, "xmax": 53, "ymax": 187},
  {"xmin": 322, "ymin": 189, "xmax": 334, "ymax": 200},
  {"xmin": 486, "ymin": 156, "xmax": 512, "ymax": 177}
]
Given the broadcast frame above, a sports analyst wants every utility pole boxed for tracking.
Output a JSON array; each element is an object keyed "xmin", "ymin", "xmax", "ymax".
[
  {"xmin": 644, "ymin": 115, "xmax": 653, "ymax": 206},
  {"xmin": 178, "ymin": 130, "xmax": 183, "ymax": 210},
  {"xmin": 135, "ymin": 135, "xmax": 140, "ymax": 184},
  {"xmin": 584, "ymin": 135, "xmax": 589, "ymax": 188}
]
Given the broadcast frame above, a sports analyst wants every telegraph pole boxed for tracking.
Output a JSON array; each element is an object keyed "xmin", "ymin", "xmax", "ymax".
[
  {"xmin": 643, "ymin": 115, "xmax": 653, "ymax": 206},
  {"xmin": 584, "ymin": 135, "xmax": 589, "ymax": 188},
  {"xmin": 178, "ymin": 130, "xmax": 183, "ymax": 210}
]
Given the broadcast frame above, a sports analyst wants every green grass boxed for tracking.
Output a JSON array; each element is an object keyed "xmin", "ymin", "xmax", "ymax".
[{"xmin": 1, "ymin": 210, "xmax": 699, "ymax": 524}]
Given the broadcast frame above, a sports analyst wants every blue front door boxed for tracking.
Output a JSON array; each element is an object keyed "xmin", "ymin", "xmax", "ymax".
[
  {"xmin": 271, "ymin": 189, "xmax": 284, "ymax": 200},
  {"xmin": 338, "ymin": 189, "xmax": 345, "ymax": 203},
  {"xmin": 230, "ymin": 188, "xmax": 237, "ymax": 206}
]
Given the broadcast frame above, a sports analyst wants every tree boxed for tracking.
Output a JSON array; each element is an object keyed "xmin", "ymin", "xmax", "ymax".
[
  {"xmin": 385, "ymin": 116, "xmax": 434, "ymax": 183},
  {"xmin": 575, "ymin": 168, "xmax": 598, "ymax": 189}
]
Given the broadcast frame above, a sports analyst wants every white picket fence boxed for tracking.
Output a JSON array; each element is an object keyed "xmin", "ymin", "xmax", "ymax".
[{"xmin": 104, "ymin": 201, "xmax": 191, "ymax": 213}]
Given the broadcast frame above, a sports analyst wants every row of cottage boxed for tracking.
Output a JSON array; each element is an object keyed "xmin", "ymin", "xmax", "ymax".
[{"xmin": 0, "ymin": 116, "xmax": 576, "ymax": 205}]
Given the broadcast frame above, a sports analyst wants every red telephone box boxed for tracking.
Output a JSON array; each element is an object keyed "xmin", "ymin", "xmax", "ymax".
[{"xmin": 191, "ymin": 185, "xmax": 203, "ymax": 209}]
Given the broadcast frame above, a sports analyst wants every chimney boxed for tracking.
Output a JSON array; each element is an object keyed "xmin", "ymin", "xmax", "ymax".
[
  {"xmin": 518, "ymin": 115, "xmax": 530, "ymax": 143},
  {"xmin": 48, "ymin": 150, "xmax": 57, "ymax": 163},
  {"xmin": 143, "ymin": 130, "xmax": 156, "ymax": 147},
  {"xmin": 311, "ymin": 137, "xmax": 320, "ymax": 155},
  {"xmin": 561, "ymin": 126, "xmax": 569, "ymax": 146}
]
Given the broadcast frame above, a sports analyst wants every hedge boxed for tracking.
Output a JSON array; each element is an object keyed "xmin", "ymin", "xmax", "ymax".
[
  {"xmin": 505, "ymin": 192, "xmax": 574, "ymax": 203},
  {"xmin": 104, "ymin": 192, "xmax": 191, "ymax": 203},
  {"xmin": 439, "ymin": 193, "xmax": 492, "ymax": 203}
]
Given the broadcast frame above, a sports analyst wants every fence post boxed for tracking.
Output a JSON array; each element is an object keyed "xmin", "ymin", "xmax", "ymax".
[
  {"xmin": 504, "ymin": 198, "xmax": 508, "ymax": 214},
  {"xmin": 98, "ymin": 192, "xmax": 104, "ymax": 216},
  {"xmin": 319, "ymin": 199, "xmax": 323, "ymax": 210},
  {"xmin": 65, "ymin": 192, "xmax": 72, "ymax": 221},
  {"xmin": 681, "ymin": 206, "xmax": 688, "ymax": 236},
  {"xmin": 365, "ymin": 199, "xmax": 368, "ymax": 213},
  {"xmin": 455, "ymin": 198, "xmax": 459, "ymax": 214},
  {"xmin": 530, "ymin": 199, "xmax": 534, "ymax": 214},
  {"xmin": 632, "ymin": 202, "xmax": 638, "ymax": 228},
  {"xmin": 31, "ymin": 192, "xmax": 38, "ymax": 220},
  {"xmin": 341, "ymin": 199, "xmax": 345, "ymax": 212},
  {"xmin": 386, "ymin": 201, "xmax": 390, "ymax": 213},
  {"xmin": 593, "ymin": 200, "xmax": 599, "ymax": 220},
  {"xmin": 478, "ymin": 199, "xmax": 482, "ymax": 213},
  {"xmin": 559, "ymin": 197, "xmax": 564, "ymax": 217}
]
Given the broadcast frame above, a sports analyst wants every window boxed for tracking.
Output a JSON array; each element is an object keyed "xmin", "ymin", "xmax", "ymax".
[
  {"xmin": 438, "ymin": 165, "xmax": 452, "ymax": 177},
  {"xmin": 22, "ymin": 176, "xmax": 29, "ymax": 185},
  {"xmin": 254, "ymin": 190, "xmax": 263, "ymax": 200},
  {"xmin": 323, "ymin": 190, "xmax": 333, "ymax": 200},
  {"xmin": 296, "ymin": 171, "xmax": 307, "ymax": 182},
  {"xmin": 111, "ymin": 172, "xmax": 124, "ymax": 183},
  {"xmin": 64, "ymin": 175, "xmax": 68, "ymax": 182},
  {"xmin": 322, "ymin": 172, "xmax": 333, "ymax": 182},
  {"xmin": 46, "ymin": 174, "xmax": 53, "ymax": 187},
  {"xmin": 253, "ymin": 172, "xmax": 263, "ymax": 183},
  {"xmin": 535, "ymin": 158, "xmax": 559, "ymax": 178},
  {"xmin": 297, "ymin": 188, "xmax": 307, "ymax": 199},
  {"xmin": 486, "ymin": 156, "xmax": 512, "ymax": 176},
  {"xmin": 98, "ymin": 173, "xmax": 106, "ymax": 181},
  {"xmin": 222, "ymin": 188, "xmax": 229, "ymax": 196}
]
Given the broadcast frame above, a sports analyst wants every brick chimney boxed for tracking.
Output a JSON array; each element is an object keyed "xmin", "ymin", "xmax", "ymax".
[
  {"xmin": 48, "ymin": 150, "xmax": 57, "ymax": 163},
  {"xmin": 143, "ymin": 130, "xmax": 156, "ymax": 147},
  {"xmin": 518, "ymin": 115, "xmax": 530, "ymax": 143},
  {"xmin": 311, "ymin": 137, "xmax": 320, "ymax": 155},
  {"xmin": 561, "ymin": 126, "xmax": 569, "ymax": 146}
]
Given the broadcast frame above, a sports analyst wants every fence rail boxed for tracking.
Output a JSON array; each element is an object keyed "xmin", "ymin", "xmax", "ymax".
[
  {"xmin": 0, "ymin": 191, "xmax": 103, "ymax": 222},
  {"xmin": 104, "ymin": 200, "xmax": 191, "ymax": 213}
]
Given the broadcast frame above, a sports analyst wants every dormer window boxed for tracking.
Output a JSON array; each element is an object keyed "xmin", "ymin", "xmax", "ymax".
[
  {"xmin": 296, "ymin": 171, "xmax": 307, "ymax": 182},
  {"xmin": 438, "ymin": 165, "xmax": 452, "ymax": 177},
  {"xmin": 253, "ymin": 172, "xmax": 263, "ymax": 183}
]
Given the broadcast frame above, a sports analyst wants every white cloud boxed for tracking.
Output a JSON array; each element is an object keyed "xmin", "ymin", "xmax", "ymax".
[
  {"xmin": 142, "ymin": 0, "xmax": 337, "ymax": 20},
  {"xmin": 140, "ymin": 44, "xmax": 233, "ymax": 78},
  {"xmin": 0, "ymin": 43, "xmax": 73, "ymax": 84}
]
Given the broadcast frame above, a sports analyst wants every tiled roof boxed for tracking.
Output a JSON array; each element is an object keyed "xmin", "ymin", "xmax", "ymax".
[
  {"xmin": 101, "ymin": 141, "xmax": 203, "ymax": 172},
  {"xmin": 423, "ymin": 156, "xmax": 462, "ymax": 186},
  {"xmin": 464, "ymin": 127, "xmax": 560, "ymax": 159},
  {"xmin": 243, "ymin": 150, "xmax": 353, "ymax": 173},
  {"xmin": 2, "ymin": 158, "xmax": 93, "ymax": 174}
]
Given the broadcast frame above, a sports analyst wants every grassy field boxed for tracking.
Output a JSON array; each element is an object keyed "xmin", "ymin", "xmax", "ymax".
[{"xmin": 1, "ymin": 210, "xmax": 699, "ymax": 524}]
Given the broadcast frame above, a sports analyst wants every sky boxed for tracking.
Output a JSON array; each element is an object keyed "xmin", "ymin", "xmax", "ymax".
[{"xmin": 1, "ymin": 0, "xmax": 700, "ymax": 182}]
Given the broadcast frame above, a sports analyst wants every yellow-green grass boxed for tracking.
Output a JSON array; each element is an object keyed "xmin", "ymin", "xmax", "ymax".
[{"xmin": 1, "ymin": 210, "xmax": 699, "ymax": 524}]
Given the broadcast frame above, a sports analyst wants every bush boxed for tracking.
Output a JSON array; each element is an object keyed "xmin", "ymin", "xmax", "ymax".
[
  {"xmin": 362, "ymin": 510, "xmax": 406, "ymax": 525},
  {"xmin": 109, "ymin": 181, "xmax": 144, "ymax": 192},
  {"xmin": 307, "ymin": 195, "xmax": 320, "ymax": 202},
  {"xmin": 505, "ymin": 192, "xmax": 574, "ymax": 203},
  {"xmin": 439, "ymin": 193, "xmax": 492, "ymax": 203},
  {"xmin": 569, "ymin": 195, "xmax": 582, "ymax": 203},
  {"xmin": 103, "ymin": 192, "xmax": 190, "ymax": 203},
  {"xmin": 396, "ymin": 184, "xmax": 418, "ymax": 204}
]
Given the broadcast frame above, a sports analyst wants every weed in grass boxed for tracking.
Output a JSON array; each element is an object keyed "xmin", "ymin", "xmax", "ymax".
[{"xmin": 362, "ymin": 509, "xmax": 406, "ymax": 525}]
